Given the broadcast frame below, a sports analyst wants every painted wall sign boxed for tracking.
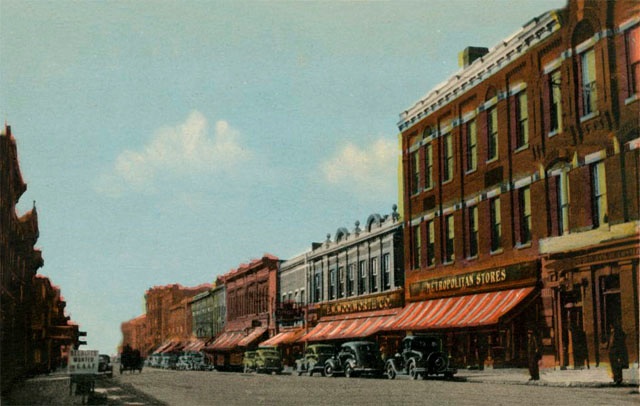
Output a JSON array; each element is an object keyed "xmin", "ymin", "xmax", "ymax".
[
  {"xmin": 68, "ymin": 350, "xmax": 99, "ymax": 375},
  {"xmin": 318, "ymin": 290, "xmax": 403, "ymax": 317}
]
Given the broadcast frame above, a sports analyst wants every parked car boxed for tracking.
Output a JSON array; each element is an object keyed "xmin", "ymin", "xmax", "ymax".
[
  {"xmin": 149, "ymin": 354, "xmax": 162, "ymax": 368},
  {"xmin": 98, "ymin": 354, "xmax": 113, "ymax": 378},
  {"xmin": 160, "ymin": 354, "xmax": 178, "ymax": 370},
  {"xmin": 255, "ymin": 348, "xmax": 283, "ymax": 374},
  {"xmin": 243, "ymin": 351, "xmax": 257, "ymax": 373},
  {"xmin": 176, "ymin": 354, "xmax": 192, "ymax": 370},
  {"xmin": 324, "ymin": 341, "xmax": 384, "ymax": 378},
  {"xmin": 295, "ymin": 344, "xmax": 336, "ymax": 376},
  {"xmin": 385, "ymin": 335, "xmax": 456, "ymax": 380}
]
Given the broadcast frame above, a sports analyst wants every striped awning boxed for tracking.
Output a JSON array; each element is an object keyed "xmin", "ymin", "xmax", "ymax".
[
  {"xmin": 382, "ymin": 287, "xmax": 536, "ymax": 331},
  {"xmin": 238, "ymin": 327, "xmax": 267, "ymax": 347},
  {"xmin": 259, "ymin": 328, "xmax": 306, "ymax": 347},
  {"xmin": 183, "ymin": 339, "xmax": 206, "ymax": 352},
  {"xmin": 207, "ymin": 331, "xmax": 246, "ymax": 352},
  {"xmin": 300, "ymin": 309, "xmax": 398, "ymax": 342},
  {"xmin": 153, "ymin": 341, "xmax": 173, "ymax": 354}
]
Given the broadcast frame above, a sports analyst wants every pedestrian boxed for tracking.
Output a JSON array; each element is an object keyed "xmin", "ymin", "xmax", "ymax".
[
  {"xmin": 527, "ymin": 328, "xmax": 540, "ymax": 381},
  {"xmin": 476, "ymin": 334, "xmax": 488, "ymax": 371},
  {"xmin": 607, "ymin": 323, "xmax": 628, "ymax": 385}
]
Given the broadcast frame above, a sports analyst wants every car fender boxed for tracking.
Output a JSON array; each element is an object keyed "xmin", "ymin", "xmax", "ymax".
[{"xmin": 325, "ymin": 358, "xmax": 340, "ymax": 371}]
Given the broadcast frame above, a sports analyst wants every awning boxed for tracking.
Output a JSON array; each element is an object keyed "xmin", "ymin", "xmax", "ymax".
[
  {"xmin": 183, "ymin": 339, "xmax": 206, "ymax": 352},
  {"xmin": 238, "ymin": 327, "xmax": 267, "ymax": 347},
  {"xmin": 300, "ymin": 309, "xmax": 398, "ymax": 342},
  {"xmin": 259, "ymin": 328, "xmax": 306, "ymax": 347},
  {"xmin": 161, "ymin": 340, "xmax": 184, "ymax": 353},
  {"xmin": 206, "ymin": 331, "xmax": 246, "ymax": 352},
  {"xmin": 153, "ymin": 341, "xmax": 173, "ymax": 354},
  {"xmin": 382, "ymin": 287, "xmax": 536, "ymax": 331}
]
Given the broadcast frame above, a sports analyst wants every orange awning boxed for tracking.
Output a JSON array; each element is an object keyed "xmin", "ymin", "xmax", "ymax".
[
  {"xmin": 206, "ymin": 331, "xmax": 246, "ymax": 352},
  {"xmin": 238, "ymin": 327, "xmax": 267, "ymax": 347},
  {"xmin": 382, "ymin": 287, "xmax": 536, "ymax": 331},
  {"xmin": 153, "ymin": 341, "xmax": 173, "ymax": 354},
  {"xmin": 300, "ymin": 309, "xmax": 398, "ymax": 342},
  {"xmin": 259, "ymin": 328, "xmax": 306, "ymax": 347}
]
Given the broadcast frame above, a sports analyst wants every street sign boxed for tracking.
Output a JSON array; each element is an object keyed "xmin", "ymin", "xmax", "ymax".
[{"xmin": 68, "ymin": 349, "xmax": 99, "ymax": 375}]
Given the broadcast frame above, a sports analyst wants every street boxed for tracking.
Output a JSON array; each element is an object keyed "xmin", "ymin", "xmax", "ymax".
[{"xmin": 111, "ymin": 367, "xmax": 639, "ymax": 406}]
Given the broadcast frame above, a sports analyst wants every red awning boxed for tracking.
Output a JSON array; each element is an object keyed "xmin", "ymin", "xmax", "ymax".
[
  {"xmin": 161, "ymin": 340, "xmax": 183, "ymax": 353},
  {"xmin": 207, "ymin": 331, "xmax": 246, "ymax": 352},
  {"xmin": 153, "ymin": 341, "xmax": 173, "ymax": 354},
  {"xmin": 300, "ymin": 309, "xmax": 398, "ymax": 342},
  {"xmin": 259, "ymin": 328, "xmax": 306, "ymax": 347},
  {"xmin": 183, "ymin": 340, "xmax": 206, "ymax": 352},
  {"xmin": 382, "ymin": 287, "xmax": 536, "ymax": 331},
  {"xmin": 238, "ymin": 327, "xmax": 267, "ymax": 347}
]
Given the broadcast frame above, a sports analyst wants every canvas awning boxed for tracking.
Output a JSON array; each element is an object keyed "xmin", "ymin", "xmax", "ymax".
[
  {"xmin": 382, "ymin": 287, "xmax": 536, "ymax": 331},
  {"xmin": 300, "ymin": 309, "xmax": 398, "ymax": 342},
  {"xmin": 259, "ymin": 328, "xmax": 306, "ymax": 347},
  {"xmin": 206, "ymin": 327, "xmax": 267, "ymax": 352},
  {"xmin": 238, "ymin": 327, "xmax": 267, "ymax": 347}
]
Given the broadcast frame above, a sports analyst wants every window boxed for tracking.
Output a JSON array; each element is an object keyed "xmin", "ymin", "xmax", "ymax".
[
  {"xmin": 348, "ymin": 264, "xmax": 355, "ymax": 296},
  {"xmin": 412, "ymin": 225, "xmax": 422, "ymax": 269},
  {"xmin": 329, "ymin": 268, "xmax": 336, "ymax": 300},
  {"xmin": 516, "ymin": 92, "xmax": 528, "ymax": 148},
  {"xmin": 444, "ymin": 214, "xmax": 455, "ymax": 262},
  {"xmin": 382, "ymin": 254, "xmax": 391, "ymax": 290},
  {"xmin": 358, "ymin": 260, "xmax": 366, "ymax": 294},
  {"xmin": 313, "ymin": 272, "xmax": 322, "ymax": 303},
  {"xmin": 626, "ymin": 25, "xmax": 640, "ymax": 96},
  {"xmin": 557, "ymin": 170, "xmax": 570, "ymax": 235},
  {"xmin": 490, "ymin": 197, "xmax": 502, "ymax": 252},
  {"xmin": 426, "ymin": 220, "xmax": 435, "ymax": 266},
  {"xmin": 443, "ymin": 133, "xmax": 454, "ymax": 182},
  {"xmin": 591, "ymin": 161, "xmax": 608, "ymax": 227},
  {"xmin": 487, "ymin": 107, "xmax": 498, "ymax": 160},
  {"xmin": 580, "ymin": 48, "xmax": 597, "ymax": 116},
  {"xmin": 338, "ymin": 266, "xmax": 345, "ymax": 299},
  {"xmin": 468, "ymin": 206, "xmax": 478, "ymax": 258},
  {"xmin": 466, "ymin": 120, "xmax": 477, "ymax": 172},
  {"xmin": 425, "ymin": 143, "xmax": 434, "ymax": 189},
  {"xmin": 549, "ymin": 70, "xmax": 562, "ymax": 133},
  {"xmin": 370, "ymin": 257, "xmax": 378, "ymax": 293},
  {"xmin": 519, "ymin": 187, "xmax": 532, "ymax": 244},
  {"xmin": 411, "ymin": 151, "xmax": 420, "ymax": 194}
]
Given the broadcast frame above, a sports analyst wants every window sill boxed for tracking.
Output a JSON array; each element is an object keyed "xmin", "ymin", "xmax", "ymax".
[
  {"xmin": 423, "ymin": 186, "xmax": 434, "ymax": 193},
  {"xmin": 625, "ymin": 94, "xmax": 639, "ymax": 105},
  {"xmin": 490, "ymin": 248, "xmax": 504, "ymax": 255},
  {"xmin": 547, "ymin": 129, "xmax": 560, "ymax": 138},
  {"xmin": 580, "ymin": 111, "xmax": 599, "ymax": 123},
  {"xmin": 465, "ymin": 168, "xmax": 478, "ymax": 176},
  {"xmin": 466, "ymin": 255, "xmax": 478, "ymax": 261},
  {"xmin": 486, "ymin": 157, "xmax": 499, "ymax": 165},
  {"xmin": 515, "ymin": 242, "xmax": 532, "ymax": 249},
  {"xmin": 514, "ymin": 144, "xmax": 529, "ymax": 154},
  {"xmin": 442, "ymin": 260, "xmax": 455, "ymax": 266}
]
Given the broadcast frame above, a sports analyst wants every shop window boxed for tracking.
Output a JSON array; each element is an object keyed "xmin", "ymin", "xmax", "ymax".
[
  {"xmin": 412, "ymin": 224, "xmax": 422, "ymax": 269},
  {"xmin": 515, "ymin": 92, "xmax": 528, "ymax": 149},
  {"xmin": 591, "ymin": 161, "xmax": 608, "ymax": 227},
  {"xmin": 444, "ymin": 214, "xmax": 455, "ymax": 263},
  {"xmin": 466, "ymin": 120, "xmax": 477, "ymax": 172},
  {"xmin": 443, "ymin": 133, "xmax": 454, "ymax": 182},
  {"xmin": 487, "ymin": 107, "xmax": 498, "ymax": 161},
  {"xmin": 426, "ymin": 220, "xmax": 436, "ymax": 266},
  {"xmin": 626, "ymin": 25, "xmax": 640, "ymax": 96},
  {"xmin": 518, "ymin": 187, "xmax": 532, "ymax": 244},
  {"xmin": 382, "ymin": 254, "xmax": 391, "ymax": 290},
  {"xmin": 490, "ymin": 197, "xmax": 502, "ymax": 252},
  {"xmin": 370, "ymin": 257, "xmax": 378, "ymax": 293},
  {"xmin": 549, "ymin": 70, "xmax": 563, "ymax": 134},
  {"xmin": 411, "ymin": 151, "xmax": 420, "ymax": 194},
  {"xmin": 425, "ymin": 143, "xmax": 434, "ymax": 189},
  {"xmin": 599, "ymin": 274, "xmax": 621, "ymax": 334},
  {"xmin": 468, "ymin": 206, "xmax": 479, "ymax": 258}
]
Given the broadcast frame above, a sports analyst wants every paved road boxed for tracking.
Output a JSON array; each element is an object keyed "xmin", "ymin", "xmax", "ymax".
[{"xmin": 114, "ymin": 367, "xmax": 639, "ymax": 406}]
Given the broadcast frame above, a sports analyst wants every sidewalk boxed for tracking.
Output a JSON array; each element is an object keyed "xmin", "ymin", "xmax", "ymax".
[{"xmin": 456, "ymin": 364, "xmax": 639, "ymax": 388}]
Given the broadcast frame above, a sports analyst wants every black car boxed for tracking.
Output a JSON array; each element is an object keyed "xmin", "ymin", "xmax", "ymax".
[
  {"xmin": 98, "ymin": 354, "xmax": 113, "ymax": 378},
  {"xmin": 324, "ymin": 341, "xmax": 384, "ymax": 378},
  {"xmin": 385, "ymin": 335, "xmax": 456, "ymax": 380}
]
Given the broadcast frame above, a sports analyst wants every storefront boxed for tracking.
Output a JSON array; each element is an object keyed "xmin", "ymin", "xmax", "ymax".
[{"xmin": 204, "ymin": 326, "xmax": 268, "ymax": 370}]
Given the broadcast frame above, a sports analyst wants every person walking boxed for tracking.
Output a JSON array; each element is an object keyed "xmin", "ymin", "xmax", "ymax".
[
  {"xmin": 527, "ymin": 328, "xmax": 541, "ymax": 381},
  {"xmin": 607, "ymin": 324, "xmax": 628, "ymax": 385}
]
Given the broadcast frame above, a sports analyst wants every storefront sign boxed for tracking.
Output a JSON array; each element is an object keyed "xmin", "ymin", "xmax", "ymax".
[
  {"xmin": 68, "ymin": 350, "xmax": 99, "ymax": 375},
  {"xmin": 319, "ymin": 290, "xmax": 403, "ymax": 317},
  {"xmin": 276, "ymin": 301, "xmax": 304, "ymax": 324},
  {"xmin": 570, "ymin": 246, "xmax": 639, "ymax": 268},
  {"xmin": 409, "ymin": 261, "xmax": 538, "ymax": 300}
]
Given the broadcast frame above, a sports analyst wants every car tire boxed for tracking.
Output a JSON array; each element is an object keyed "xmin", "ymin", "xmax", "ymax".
[
  {"xmin": 408, "ymin": 360, "xmax": 419, "ymax": 380},
  {"xmin": 324, "ymin": 363, "xmax": 335, "ymax": 378},
  {"xmin": 345, "ymin": 364, "xmax": 354, "ymax": 378},
  {"xmin": 386, "ymin": 363, "xmax": 396, "ymax": 380}
]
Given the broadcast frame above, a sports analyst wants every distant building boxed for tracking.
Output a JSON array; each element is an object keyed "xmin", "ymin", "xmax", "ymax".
[
  {"xmin": 191, "ymin": 290, "xmax": 214, "ymax": 338},
  {"xmin": 211, "ymin": 280, "xmax": 226, "ymax": 338},
  {"xmin": 120, "ymin": 314, "xmax": 147, "ymax": 356},
  {"xmin": 397, "ymin": 0, "xmax": 638, "ymax": 369}
]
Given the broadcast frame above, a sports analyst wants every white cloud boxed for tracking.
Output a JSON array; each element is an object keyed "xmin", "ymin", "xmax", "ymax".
[
  {"xmin": 320, "ymin": 138, "xmax": 398, "ymax": 199},
  {"xmin": 95, "ymin": 111, "xmax": 252, "ymax": 196}
]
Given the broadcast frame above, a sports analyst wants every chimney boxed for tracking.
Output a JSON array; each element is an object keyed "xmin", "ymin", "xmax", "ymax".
[{"xmin": 458, "ymin": 46, "xmax": 489, "ymax": 68}]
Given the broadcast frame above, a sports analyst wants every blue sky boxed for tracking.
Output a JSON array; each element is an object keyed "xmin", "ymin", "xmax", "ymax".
[{"xmin": 1, "ymin": 0, "xmax": 565, "ymax": 355}]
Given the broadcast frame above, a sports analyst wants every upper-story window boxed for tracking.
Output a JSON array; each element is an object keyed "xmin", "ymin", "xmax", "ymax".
[
  {"xmin": 626, "ymin": 24, "xmax": 640, "ymax": 96},
  {"xmin": 556, "ymin": 167, "xmax": 570, "ymax": 236},
  {"xmin": 444, "ymin": 214, "xmax": 455, "ymax": 263},
  {"xmin": 515, "ymin": 92, "xmax": 529, "ymax": 149},
  {"xmin": 490, "ymin": 197, "xmax": 502, "ymax": 252},
  {"xmin": 518, "ymin": 186, "xmax": 532, "ymax": 245},
  {"xmin": 329, "ymin": 268, "xmax": 336, "ymax": 300},
  {"xmin": 426, "ymin": 219, "xmax": 435, "ymax": 267},
  {"xmin": 411, "ymin": 151, "xmax": 420, "ymax": 194},
  {"xmin": 443, "ymin": 133, "xmax": 454, "ymax": 182},
  {"xmin": 412, "ymin": 224, "xmax": 422, "ymax": 269},
  {"xmin": 382, "ymin": 253, "xmax": 391, "ymax": 290},
  {"xmin": 467, "ymin": 205, "xmax": 478, "ymax": 258},
  {"xmin": 580, "ymin": 48, "xmax": 598, "ymax": 117},
  {"xmin": 370, "ymin": 257, "xmax": 378, "ymax": 293},
  {"xmin": 487, "ymin": 107, "xmax": 498, "ymax": 161},
  {"xmin": 591, "ymin": 161, "xmax": 608, "ymax": 227},
  {"xmin": 358, "ymin": 260, "xmax": 366, "ymax": 295},
  {"xmin": 338, "ymin": 266, "xmax": 345, "ymax": 299},
  {"xmin": 549, "ymin": 70, "xmax": 563, "ymax": 134},
  {"xmin": 466, "ymin": 119, "xmax": 477, "ymax": 172},
  {"xmin": 347, "ymin": 264, "xmax": 355, "ymax": 296},
  {"xmin": 425, "ymin": 143, "xmax": 434, "ymax": 189}
]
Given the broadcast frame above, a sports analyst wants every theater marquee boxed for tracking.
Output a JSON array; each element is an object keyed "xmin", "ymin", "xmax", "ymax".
[{"xmin": 409, "ymin": 261, "xmax": 538, "ymax": 300}]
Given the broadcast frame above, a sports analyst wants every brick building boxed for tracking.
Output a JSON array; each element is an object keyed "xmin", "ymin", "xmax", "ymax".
[
  {"xmin": 396, "ymin": 0, "xmax": 638, "ymax": 369},
  {"xmin": 120, "ymin": 314, "xmax": 147, "ymax": 356}
]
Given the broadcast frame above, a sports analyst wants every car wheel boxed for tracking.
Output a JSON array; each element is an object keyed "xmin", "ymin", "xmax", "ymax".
[
  {"xmin": 408, "ymin": 360, "xmax": 419, "ymax": 380},
  {"xmin": 386, "ymin": 363, "xmax": 396, "ymax": 380},
  {"xmin": 324, "ymin": 363, "xmax": 335, "ymax": 378},
  {"xmin": 345, "ymin": 364, "xmax": 354, "ymax": 378}
]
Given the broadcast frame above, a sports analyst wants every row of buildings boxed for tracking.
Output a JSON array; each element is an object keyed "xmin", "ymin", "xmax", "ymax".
[
  {"xmin": 1, "ymin": 125, "xmax": 85, "ymax": 393},
  {"xmin": 122, "ymin": 0, "xmax": 638, "ymax": 372}
]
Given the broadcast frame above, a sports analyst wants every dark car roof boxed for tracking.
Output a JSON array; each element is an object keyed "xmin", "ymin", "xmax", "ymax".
[{"xmin": 341, "ymin": 341, "xmax": 377, "ymax": 347}]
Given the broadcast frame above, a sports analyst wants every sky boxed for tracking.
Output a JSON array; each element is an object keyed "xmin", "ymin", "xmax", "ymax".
[{"xmin": 1, "ymin": 0, "xmax": 565, "ymax": 355}]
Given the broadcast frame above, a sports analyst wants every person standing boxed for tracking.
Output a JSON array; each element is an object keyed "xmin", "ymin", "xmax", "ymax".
[
  {"xmin": 607, "ymin": 324, "xmax": 628, "ymax": 385},
  {"xmin": 527, "ymin": 329, "xmax": 540, "ymax": 381}
]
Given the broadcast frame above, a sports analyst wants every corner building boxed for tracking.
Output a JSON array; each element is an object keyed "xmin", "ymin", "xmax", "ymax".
[{"xmin": 397, "ymin": 0, "xmax": 638, "ymax": 369}]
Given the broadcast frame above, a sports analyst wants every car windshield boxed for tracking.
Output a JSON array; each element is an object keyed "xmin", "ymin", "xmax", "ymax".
[
  {"xmin": 258, "ymin": 350, "xmax": 278, "ymax": 357},
  {"xmin": 355, "ymin": 343, "xmax": 379, "ymax": 354},
  {"xmin": 413, "ymin": 338, "xmax": 440, "ymax": 351},
  {"xmin": 316, "ymin": 347, "xmax": 334, "ymax": 355}
]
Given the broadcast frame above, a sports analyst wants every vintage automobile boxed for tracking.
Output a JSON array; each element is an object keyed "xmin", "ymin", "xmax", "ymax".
[
  {"xmin": 323, "ymin": 341, "xmax": 384, "ymax": 378},
  {"xmin": 98, "ymin": 354, "xmax": 113, "ymax": 378},
  {"xmin": 254, "ymin": 348, "xmax": 283, "ymax": 374},
  {"xmin": 384, "ymin": 335, "xmax": 456, "ymax": 380},
  {"xmin": 160, "ymin": 354, "xmax": 178, "ymax": 370},
  {"xmin": 295, "ymin": 344, "xmax": 335, "ymax": 376},
  {"xmin": 242, "ymin": 351, "xmax": 257, "ymax": 373}
]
